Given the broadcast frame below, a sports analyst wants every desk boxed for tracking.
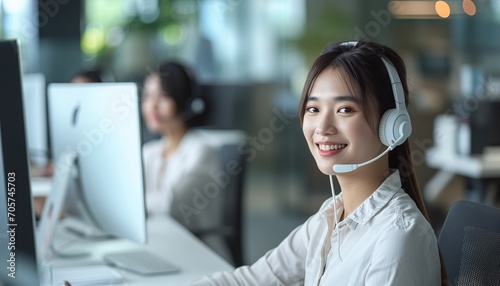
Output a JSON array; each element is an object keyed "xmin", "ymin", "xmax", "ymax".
[
  {"xmin": 426, "ymin": 148, "xmax": 500, "ymax": 179},
  {"xmin": 425, "ymin": 147, "xmax": 500, "ymax": 204},
  {"xmin": 44, "ymin": 216, "xmax": 234, "ymax": 285}
]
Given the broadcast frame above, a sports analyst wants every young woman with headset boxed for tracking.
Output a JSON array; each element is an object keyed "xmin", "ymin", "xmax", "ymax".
[
  {"xmin": 189, "ymin": 41, "xmax": 445, "ymax": 285},
  {"xmin": 141, "ymin": 62, "xmax": 232, "ymax": 262}
]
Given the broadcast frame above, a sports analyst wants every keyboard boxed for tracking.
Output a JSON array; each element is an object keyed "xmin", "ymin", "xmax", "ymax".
[{"xmin": 103, "ymin": 250, "xmax": 180, "ymax": 276}]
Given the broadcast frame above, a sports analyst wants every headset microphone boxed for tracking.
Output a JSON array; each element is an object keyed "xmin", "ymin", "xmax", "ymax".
[
  {"xmin": 333, "ymin": 129, "xmax": 407, "ymax": 173},
  {"xmin": 333, "ymin": 146, "xmax": 392, "ymax": 173}
]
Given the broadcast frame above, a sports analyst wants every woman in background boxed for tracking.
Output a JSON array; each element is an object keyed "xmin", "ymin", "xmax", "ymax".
[
  {"xmin": 71, "ymin": 69, "xmax": 103, "ymax": 83},
  {"xmin": 141, "ymin": 61, "xmax": 231, "ymax": 262}
]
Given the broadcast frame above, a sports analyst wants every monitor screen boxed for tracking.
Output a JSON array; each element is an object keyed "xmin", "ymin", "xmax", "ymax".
[
  {"xmin": 21, "ymin": 73, "xmax": 48, "ymax": 167},
  {"xmin": 47, "ymin": 83, "xmax": 146, "ymax": 244},
  {"xmin": 0, "ymin": 40, "xmax": 41, "ymax": 286}
]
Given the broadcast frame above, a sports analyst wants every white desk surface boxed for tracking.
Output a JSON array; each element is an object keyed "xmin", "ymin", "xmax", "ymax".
[{"xmin": 44, "ymin": 215, "xmax": 233, "ymax": 285}]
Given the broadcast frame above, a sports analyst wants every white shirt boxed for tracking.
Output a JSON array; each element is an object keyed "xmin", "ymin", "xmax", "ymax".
[
  {"xmin": 188, "ymin": 170, "xmax": 441, "ymax": 286},
  {"xmin": 143, "ymin": 130, "xmax": 232, "ymax": 262},
  {"xmin": 142, "ymin": 130, "xmax": 218, "ymax": 215}
]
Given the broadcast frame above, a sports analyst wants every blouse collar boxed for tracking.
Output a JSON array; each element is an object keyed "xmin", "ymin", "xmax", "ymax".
[{"xmin": 321, "ymin": 169, "xmax": 402, "ymax": 230}]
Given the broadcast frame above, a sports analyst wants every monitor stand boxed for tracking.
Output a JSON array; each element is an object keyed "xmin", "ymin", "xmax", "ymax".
[
  {"xmin": 37, "ymin": 150, "xmax": 110, "ymax": 260},
  {"xmin": 60, "ymin": 173, "xmax": 110, "ymax": 240}
]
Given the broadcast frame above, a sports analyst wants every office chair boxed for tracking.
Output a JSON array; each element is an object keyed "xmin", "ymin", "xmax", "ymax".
[
  {"xmin": 438, "ymin": 200, "xmax": 500, "ymax": 286},
  {"xmin": 193, "ymin": 143, "xmax": 246, "ymax": 267}
]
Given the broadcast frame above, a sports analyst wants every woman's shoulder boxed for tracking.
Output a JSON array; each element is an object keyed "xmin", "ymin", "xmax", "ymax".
[
  {"xmin": 307, "ymin": 197, "xmax": 335, "ymax": 222},
  {"xmin": 177, "ymin": 130, "xmax": 218, "ymax": 165},
  {"xmin": 181, "ymin": 130, "xmax": 219, "ymax": 159},
  {"xmin": 319, "ymin": 197, "xmax": 335, "ymax": 212},
  {"xmin": 142, "ymin": 138, "xmax": 164, "ymax": 156},
  {"xmin": 181, "ymin": 130, "xmax": 215, "ymax": 150},
  {"xmin": 379, "ymin": 191, "xmax": 435, "ymax": 237}
]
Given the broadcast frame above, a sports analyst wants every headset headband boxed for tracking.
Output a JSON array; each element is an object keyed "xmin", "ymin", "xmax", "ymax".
[{"xmin": 340, "ymin": 41, "xmax": 407, "ymax": 112}]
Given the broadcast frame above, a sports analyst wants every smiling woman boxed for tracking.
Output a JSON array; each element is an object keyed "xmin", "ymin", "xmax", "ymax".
[
  {"xmin": 302, "ymin": 68, "xmax": 382, "ymax": 176},
  {"xmin": 188, "ymin": 40, "xmax": 446, "ymax": 286}
]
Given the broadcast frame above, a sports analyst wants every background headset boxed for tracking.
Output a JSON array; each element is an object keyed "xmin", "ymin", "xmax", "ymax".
[
  {"xmin": 333, "ymin": 42, "xmax": 412, "ymax": 173},
  {"xmin": 152, "ymin": 62, "xmax": 206, "ymax": 122},
  {"xmin": 178, "ymin": 64, "xmax": 206, "ymax": 121}
]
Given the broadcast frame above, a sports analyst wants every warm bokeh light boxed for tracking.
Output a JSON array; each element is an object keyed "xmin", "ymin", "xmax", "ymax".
[
  {"xmin": 435, "ymin": 1, "xmax": 451, "ymax": 18},
  {"xmin": 463, "ymin": 0, "xmax": 476, "ymax": 16},
  {"xmin": 389, "ymin": 1, "xmax": 439, "ymax": 18}
]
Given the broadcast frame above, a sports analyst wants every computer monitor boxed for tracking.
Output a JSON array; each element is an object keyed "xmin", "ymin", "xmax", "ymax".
[
  {"xmin": 21, "ymin": 73, "xmax": 48, "ymax": 167},
  {"xmin": 44, "ymin": 83, "xmax": 146, "ymax": 250},
  {"xmin": 0, "ymin": 40, "xmax": 41, "ymax": 286}
]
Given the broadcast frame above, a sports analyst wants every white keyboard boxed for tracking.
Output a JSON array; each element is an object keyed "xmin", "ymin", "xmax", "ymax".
[{"xmin": 104, "ymin": 250, "xmax": 180, "ymax": 276}]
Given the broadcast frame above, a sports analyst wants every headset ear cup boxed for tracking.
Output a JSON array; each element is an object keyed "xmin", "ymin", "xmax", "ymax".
[
  {"xmin": 190, "ymin": 97, "xmax": 205, "ymax": 116},
  {"xmin": 379, "ymin": 109, "xmax": 412, "ymax": 147},
  {"xmin": 379, "ymin": 110, "xmax": 392, "ymax": 146},
  {"xmin": 181, "ymin": 97, "xmax": 206, "ymax": 121}
]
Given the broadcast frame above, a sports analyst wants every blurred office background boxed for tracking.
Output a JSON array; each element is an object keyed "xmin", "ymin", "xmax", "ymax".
[{"xmin": 2, "ymin": 0, "xmax": 500, "ymax": 265}]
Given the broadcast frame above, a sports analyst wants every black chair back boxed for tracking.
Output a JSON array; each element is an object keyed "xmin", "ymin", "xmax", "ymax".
[
  {"xmin": 438, "ymin": 200, "xmax": 500, "ymax": 285},
  {"xmin": 219, "ymin": 144, "xmax": 246, "ymax": 267}
]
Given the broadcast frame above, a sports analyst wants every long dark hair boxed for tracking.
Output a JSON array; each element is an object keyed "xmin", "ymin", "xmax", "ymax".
[{"xmin": 298, "ymin": 40, "xmax": 448, "ymax": 284}]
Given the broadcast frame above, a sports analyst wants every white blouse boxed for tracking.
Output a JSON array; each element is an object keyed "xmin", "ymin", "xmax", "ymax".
[
  {"xmin": 142, "ymin": 130, "xmax": 218, "ymax": 216},
  {"xmin": 143, "ymin": 130, "xmax": 232, "ymax": 262},
  {"xmin": 188, "ymin": 170, "xmax": 441, "ymax": 286}
]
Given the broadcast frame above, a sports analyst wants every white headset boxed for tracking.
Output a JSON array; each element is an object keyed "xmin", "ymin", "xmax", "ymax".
[
  {"xmin": 378, "ymin": 57, "xmax": 412, "ymax": 147},
  {"xmin": 340, "ymin": 41, "xmax": 411, "ymax": 148},
  {"xmin": 178, "ymin": 65, "xmax": 206, "ymax": 120},
  {"xmin": 333, "ymin": 42, "xmax": 412, "ymax": 173}
]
